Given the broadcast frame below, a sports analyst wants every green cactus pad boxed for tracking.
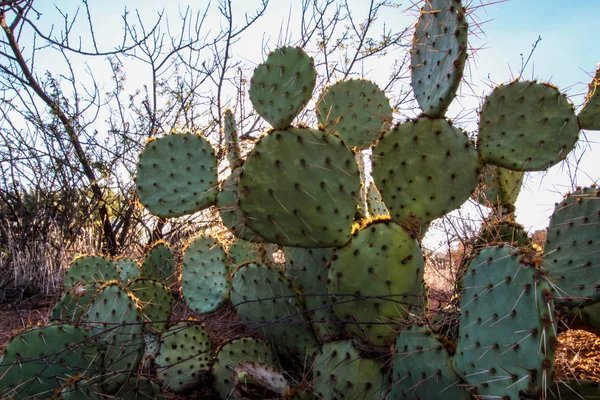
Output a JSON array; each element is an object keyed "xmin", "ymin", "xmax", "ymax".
[
  {"xmin": 453, "ymin": 245, "xmax": 556, "ymax": 399},
  {"xmin": 388, "ymin": 324, "xmax": 471, "ymax": 400},
  {"xmin": 51, "ymin": 282, "xmax": 99, "ymax": 322},
  {"xmin": 86, "ymin": 282, "xmax": 145, "ymax": 394},
  {"xmin": 135, "ymin": 132, "xmax": 218, "ymax": 218},
  {"xmin": 227, "ymin": 238, "xmax": 274, "ymax": 269},
  {"xmin": 0, "ymin": 324, "xmax": 98, "ymax": 399},
  {"xmin": 366, "ymin": 183, "xmax": 389, "ymax": 218},
  {"xmin": 328, "ymin": 220, "xmax": 425, "ymax": 347},
  {"xmin": 224, "ymin": 108, "xmax": 243, "ymax": 170},
  {"xmin": 63, "ymin": 255, "xmax": 119, "ymax": 290},
  {"xmin": 411, "ymin": 0, "xmax": 468, "ymax": 117},
  {"xmin": 373, "ymin": 117, "xmax": 480, "ymax": 227},
  {"xmin": 578, "ymin": 65, "xmax": 600, "ymax": 130},
  {"xmin": 114, "ymin": 377, "xmax": 167, "ymax": 399},
  {"xmin": 155, "ymin": 323, "xmax": 212, "ymax": 393},
  {"xmin": 475, "ymin": 165, "xmax": 525, "ymax": 207},
  {"xmin": 477, "ymin": 81, "xmax": 580, "ymax": 171},
  {"xmin": 284, "ymin": 246, "xmax": 341, "ymax": 342},
  {"xmin": 128, "ymin": 278, "xmax": 173, "ymax": 333},
  {"xmin": 181, "ymin": 235, "xmax": 230, "ymax": 314},
  {"xmin": 213, "ymin": 337, "xmax": 279, "ymax": 399},
  {"xmin": 312, "ymin": 340, "xmax": 386, "ymax": 400},
  {"xmin": 116, "ymin": 258, "xmax": 140, "ymax": 283},
  {"xmin": 140, "ymin": 241, "xmax": 177, "ymax": 287},
  {"xmin": 249, "ymin": 46, "xmax": 317, "ymax": 129},
  {"xmin": 238, "ymin": 127, "xmax": 360, "ymax": 247},
  {"xmin": 316, "ymin": 79, "xmax": 393, "ymax": 149},
  {"xmin": 56, "ymin": 377, "xmax": 100, "ymax": 399},
  {"xmin": 543, "ymin": 187, "xmax": 600, "ymax": 306},
  {"xmin": 231, "ymin": 262, "xmax": 318, "ymax": 357}
]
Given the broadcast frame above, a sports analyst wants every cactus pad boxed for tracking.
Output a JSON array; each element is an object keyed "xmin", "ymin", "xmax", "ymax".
[
  {"xmin": 224, "ymin": 108, "xmax": 243, "ymax": 169},
  {"xmin": 366, "ymin": 183, "xmax": 389, "ymax": 218},
  {"xmin": 476, "ymin": 165, "xmax": 524, "ymax": 207},
  {"xmin": 227, "ymin": 238, "xmax": 274, "ymax": 268},
  {"xmin": 0, "ymin": 324, "xmax": 97, "ymax": 399},
  {"xmin": 238, "ymin": 127, "xmax": 360, "ymax": 247},
  {"xmin": 51, "ymin": 282, "xmax": 99, "ymax": 322},
  {"xmin": 181, "ymin": 235, "xmax": 230, "ymax": 314},
  {"xmin": 543, "ymin": 187, "xmax": 600, "ymax": 306},
  {"xmin": 63, "ymin": 255, "xmax": 119, "ymax": 290},
  {"xmin": 155, "ymin": 323, "xmax": 212, "ymax": 393},
  {"xmin": 578, "ymin": 65, "xmax": 600, "ymax": 130},
  {"xmin": 477, "ymin": 81, "xmax": 579, "ymax": 171},
  {"xmin": 231, "ymin": 262, "xmax": 318, "ymax": 356},
  {"xmin": 453, "ymin": 245, "xmax": 556, "ymax": 399},
  {"xmin": 328, "ymin": 220, "xmax": 425, "ymax": 347},
  {"xmin": 128, "ymin": 278, "xmax": 173, "ymax": 332},
  {"xmin": 249, "ymin": 46, "xmax": 317, "ymax": 129},
  {"xmin": 284, "ymin": 246, "xmax": 341, "ymax": 342},
  {"xmin": 312, "ymin": 340, "xmax": 386, "ymax": 400},
  {"xmin": 213, "ymin": 337, "xmax": 279, "ymax": 399},
  {"xmin": 388, "ymin": 324, "xmax": 471, "ymax": 399},
  {"xmin": 316, "ymin": 79, "xmax": 393, "ymax": 149},
  {"xmin": 372, "ymin": 117, "xmax": 480, "ymax": 226},
  {"xmin": 116, "ymin": 258, "xmax": 140, "ymax": 283},
  {"xmin": 411, "ymin": 0, "xmax": 468, "ymax": 117},
  {"xmin": 135, "ymin": 132, "xmax": 218, "ymax": 217},
  {"xmin": 140, "ymin": 241, "xmax": 177, "ymax": 286}
]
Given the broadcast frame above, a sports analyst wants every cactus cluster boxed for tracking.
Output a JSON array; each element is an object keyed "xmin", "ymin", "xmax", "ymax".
[{"xmin": 2, "ymin": 0, "xmax": 600, "ymax": 398}]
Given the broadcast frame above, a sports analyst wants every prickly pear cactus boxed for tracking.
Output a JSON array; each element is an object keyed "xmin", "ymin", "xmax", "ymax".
[
  {"xmin": 51, "ymin": 282, "xmax": 99, "ymax": 322},
  {"xmin": 213, "ymin": 337, "xmax": 279, "ymax": 399},
  {"xmin": 232, "ymin": 361, "xmax": 289, "ymax": 399},
  {"xmin": 411, "ymin": 0, "xmax": 468, "ymax": 117},
  {"xmin": 316, "ymin": 79, "xmax": 393, "ymax": 149},
  {"xmin": 328, "ymin": 220, "xmax": 425, "ymax": 347},
  {"xmin": 86, "ymin": 282, "xmax": 145, "ymax": 394},
  {"xmin": 116, "ymin": 257, "xmax": 141, "ymax": 283},
  {"xmin": 388, "ymin": 324, "xmax": 471, "ymax": 399},
  {"xmin": 476, "ymin": 164, "xmax": 524, "ymax": 207},
  {"xmin": 155, "ymin": 322, "xmax": 212, "ymax": 393},
  {"xmin": 223, "ymin": 108, "xmax": 243, "ymax": 169},
  {"xmin": 114, "ymin": 377, "xmax": 167, "ymax": 399},
  {"xmin": 180, "ymin": 235, "xmax": 230, "ymax": 314},
  {"xmin": 230, "ymin": 262, "xmax": 318, "ymax": 357},
  {"xmin": 128, "ymin": 278, "xmax": 173, "ymax": 332},
  {"xmin": 249, "ymin": 46, "xmax": 317, "ymax": 130},
  {"xmin": 55, "ymin": 376, "xmax": 100, "ymax": 399},
  {"xmin": 135, "ymin": 132, "xmax": 218, "ymax": 218},
  {"xmin": 63, "ymin": 255, "xmax": 119, "ymax": 290},
  {"xmin": 372, "ymin": 117, "xmax": 480, "ymax": 226},
  {"xmin": 366, "ymin": 183, "xmax": 389, "ymax": 218},
  {"xmin": 543, "ymin": 186, "xmax": 600, "ymax": 306},
  {"xmin": 284, "ymin": 246, "xmax": 341, "ymax": 342},
  {"xmin": 453, "ymin": 245, "xmax": 556, "ymax": 399},
  {"xmin": 140, "ymin": 241, "xmax": 176, "ymax": 286},
  {"xmin": 238, "ymin": 127, "xmax": 361, "ymax": 247},
  {"xmin": 227, "ymin": 238, "xmax": 274, "ymax": 268},
  {"xmin": 312, "ymin": 340, "xmax": 386, "ymax": 399},
  {"xmin": 578, "ymin": 65, "xmax": 600, "ymax": 130},
  {"xmin": 477, "ymin": 80, "xmax": 580, "ymax": 171},
  {"xmin": 0, "ymin": 324, "xmax": 98, "ymax": 399}
]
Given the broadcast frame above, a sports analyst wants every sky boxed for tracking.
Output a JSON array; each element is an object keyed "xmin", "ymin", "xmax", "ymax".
[{"xmin": 27, "ymin": 0, "xmax": 600, "ymax": 247}]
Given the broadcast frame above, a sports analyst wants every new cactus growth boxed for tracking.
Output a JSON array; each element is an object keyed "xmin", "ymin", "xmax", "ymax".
[
  {"xmin": 578, "ymin": 65, "xmax": 600, "ymax": 130},
  {"xmin": 476, "ymin": 164, "xmax": 525, "ymax": 207}
]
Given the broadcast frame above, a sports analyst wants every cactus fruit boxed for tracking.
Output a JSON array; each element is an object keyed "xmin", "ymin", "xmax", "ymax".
[
  {"xmin": 249, "ymin": 46, "xmax": 317, "ymax": 130},
  {"xmin": 155, "ymin": 323, "xmax": 212, "ymax": 393},
  {"xmin": 372, "ymin": 117, "xmax": 480, "ymax": 226},
  {"xmin": 128, "ymin": 278, "xmax": 173, "ymax": 333},
  {"xmin": 86, "ymin": 282, "xmax": 145, "ymax": 393},
  {"xmin": 116, "ymin": 257, "xmax": 141, "ymax": 283},
  {"xmin": 453, "ymin": 245, "xmax": 556, "ymax": 399},
  {"xmin": 238, "ymin": 127, "xmax": 361, "ymax": 247},
  {"xmin": 135, "ymin": 132, "xmax": 218, "ymax": 218},
  {"xmin": 63, "ymin": 255, "xmax": 119, "ymax": 290},
  {"xmin": 578, "ymin": 65, "xmax": 600, "ymax": 130},
  {"xmin": 140, "ymin": 241, "xmax": 176, "ymax": 286},
  {"xmin": 543, "ymin": 186, "xmax": 600, "ymax": 306},
  {"xmin": 388, "ymin": 324, "xmax": 471, "ymax": 399},
  {"xmin": 328, "ymin": 220, "xmax": 425, "ymax": 347},
  {"xmin": 475, "ymin": 164, "xmax": 524, "ymax": 207},
  {"xmin": 0, "ymin": 324, "xmax": 98, "ymax": 399},
  {"xmin": 51, "ymin": 282, "xmax": 99, "ymax": 322},
  {"xmin": 181, "ymin": 235, "xmax": 230, "ymax": 314},
  {"xmin": 312, "ymin": 340, "xmax": 386, "ymax": 399},
  {"xmin": 477, "ymin": 80, "xmax": 580, "ymax": 171},
  {"xmin": 411, "ymin": 0, "xmax": 468, "ymax": 117},
  {"xmin": 316, "ymin": 79, "xmax": 393, "ymax": 149},
  {"xmin": 231, "ymin": 262, "xmax": 319, "ymax": 357},
  {"xmin": 284, "ymin": 246, "xmax": 341, "ymax": 342},
  {"xmin": 213, "ymin": 337, "xmax": 279, "ymax": 399}
]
